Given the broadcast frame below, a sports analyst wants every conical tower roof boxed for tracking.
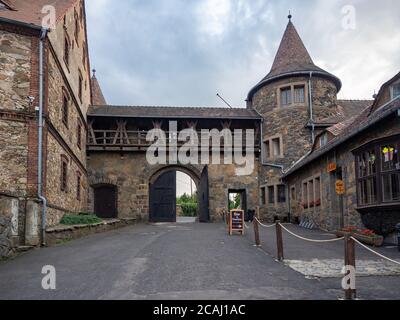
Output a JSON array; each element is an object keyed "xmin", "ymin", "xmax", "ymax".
[
  {"xmin": 247, "ymin": 18, "xmax": 341, "ymax": 101},
  {"xmin": 90, "ymin": 69, "xmax": 107, "ymax": 105}
]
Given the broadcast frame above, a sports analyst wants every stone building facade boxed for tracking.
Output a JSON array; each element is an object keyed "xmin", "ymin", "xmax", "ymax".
[
  {"xmin": 0, "ymin": 0, "xmax": 90, "ymax": 256},
  {"xmin": 283, "ymin": 74, "xmax": 400, "ymax": 241},
  {"xmin": 0, "ymin": 1, "xmax": 399, "ymax": 258}
]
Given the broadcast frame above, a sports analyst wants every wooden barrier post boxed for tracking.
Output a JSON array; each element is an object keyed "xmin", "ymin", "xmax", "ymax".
[
  {"xmin": 253, "ymin": 219, "xmax": 261, "ymax": 246},
  {"xmin": 344, "ymin": 236, "xmax": 357, "ymax": 300},
  {"xmin": 276, "ymin": 221, "xmax": 284, "ymax": 261}
]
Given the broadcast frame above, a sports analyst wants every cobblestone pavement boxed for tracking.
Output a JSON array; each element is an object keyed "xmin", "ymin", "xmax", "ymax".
[{"xmin": 284, "ymin": 259, "xmax": 400, "ymax": 278}]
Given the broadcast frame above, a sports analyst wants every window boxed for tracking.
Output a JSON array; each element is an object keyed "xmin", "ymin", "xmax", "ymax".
[
  {"xmin": 268, "ymin": 186, "xmax": 275, "ymax": 204},
  {"xmin": 290, "ymin": 186, "xmax": 296, "ymax": 201},
  {"xmin": 264, "ymin": 140, "xmax": 271, "ymax": 159},
  {"xmin": 392, "ymin": 83, "xmax": 400, "ymax": 99},
  {"xmin": 277, "ymin": 185, "xmax": 286, "ymax": 203},
  {"xmin": 61, "ymin": 156, "xmax": 68, "ymax": 192},
  {"xmin": 76, "ymin": 173, "xmax": 81, "ymax": 200},
  {"xmin": 302, "ymin": 182, "xmax": 308, "ymax": 208},
  {"xmin": 302, "ymin": 177, "xmax": 322, "ymax": 209},
  {"xmin": 264, "ymin": 136, "xmax": 283, "ymax": 159},
  {"xmin": 261, "ymin": 187, "xmax": 266, "ymax": 205},
  {"xmin": 272, "ymin": 138, "xmax": 281, "ymax": 157},
  {"xmin": 77, "ymin": 120, "xmax": 82, "ymax": 149},
  {"xmin": 62, "ymin": 92, "xmax": 69, "ymax": 127},
  {"xmin": 280, "ymin": 87, "xmax": 292, "ymax": 106},
  {"xmin": 320, "ymin": 133, "xmax": 328, "ymax": 148},
  {"xmin": 64, "ymin": 35, "xmax": 70, "ymax": 66},
  {"xmin": 315, "ymin": 177, "xmax": 321, "ymax": 206},
  {"xmin": 355, "ymin": 136, "xmax": 400, "ymax": 206},
  {"xmin": 78, "ymin": 71, "xmax": 83, "ymax": 101},
  {"xmin": 308, "ymin": 179, "xmax": 314, "ymax": 207},
  {"xmin": 294, "ymin": 85, "xmax": 305, "ymax": 104},
  {"xmin": 381, "ymin": 144, "xmax": 400, "ymax": 202}
]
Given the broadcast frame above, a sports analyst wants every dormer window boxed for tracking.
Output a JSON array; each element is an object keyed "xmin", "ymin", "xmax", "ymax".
[
  {"xmin": 391, "ymin": 82, "xmax": 400, "ymax": 99},
  {"xmin": 320, "ymin": 132, "xmax": 328, "ymax": 148}
]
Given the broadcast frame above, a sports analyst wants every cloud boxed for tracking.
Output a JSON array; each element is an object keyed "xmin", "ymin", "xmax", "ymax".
[{"xmin": 86, "ymin": 0, "xmax": 400, "ymax": 106}]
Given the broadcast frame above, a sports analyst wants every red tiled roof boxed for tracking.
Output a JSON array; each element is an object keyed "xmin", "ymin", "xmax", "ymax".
[
  {"xmin": 0, "ymin": 0, "xmax": 80, "ymax": 27},
  {"xmin": 314, "ymin": 100, "xmax": 373, "ymax": 125}
]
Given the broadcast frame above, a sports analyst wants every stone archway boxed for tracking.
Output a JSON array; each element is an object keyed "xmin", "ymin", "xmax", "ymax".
[{"xmin": 148, "ymin": 165, "xmax": 209, "ymax": 223}]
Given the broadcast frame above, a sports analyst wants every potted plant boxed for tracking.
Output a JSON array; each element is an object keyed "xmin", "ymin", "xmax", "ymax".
[
  {"xmin": 315, "ymin": 199, "xmax": 321, "ymax": 207},
  {"xmin": 309, "ymin": 201, "xmax": 315, "ymax": 208},
  {"xmin": 336, "ymin": 226, "xmax": 384, "ymax": 247},
  {"xmin": 301, "ymin": 202, "xmax": 308, "ymax": 209}
]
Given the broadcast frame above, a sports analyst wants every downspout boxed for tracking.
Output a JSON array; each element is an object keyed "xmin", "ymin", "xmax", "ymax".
[
  {"xmin": 38, "ymin": 27, "xmax": 49, "ymax": 246},
  {"xmin": 309, "ymin": 72, "xmax": 315, "ymax": 143}
]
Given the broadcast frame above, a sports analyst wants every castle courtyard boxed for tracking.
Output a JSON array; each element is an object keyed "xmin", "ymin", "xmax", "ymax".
[{"xmin": 0, "ymin": 222, "xmax": 399, "ymax": 300}]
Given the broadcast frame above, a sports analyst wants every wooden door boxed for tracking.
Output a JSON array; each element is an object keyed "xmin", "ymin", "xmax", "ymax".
[
  {"xmin": 94, "ymin": 185, "xmax": 118, "ymax": 218},
  {"xmin": 149, "ymin": 171, "xmax": 177, "ymax": 222}
]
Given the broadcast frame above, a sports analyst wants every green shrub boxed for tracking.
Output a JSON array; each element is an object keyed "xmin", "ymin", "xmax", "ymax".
[
  {"xmin": 60, "ymin": 214, "xmax": 102, "ymax": 226},
  {"xmin": 180, "ymin": 202, "xmax": 197, "ymax": 217}
]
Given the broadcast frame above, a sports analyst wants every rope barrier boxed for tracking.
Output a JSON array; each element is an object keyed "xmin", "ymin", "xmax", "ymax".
[
  {"xmin": 254, "ymin": 218, "xmax": 275, "ymax": 229},
  {"xmin": 244, "ymin": 222, "xmax": 250, "ymax": 230},
  {"xmin": 351, "ymin": 237, "xmax": 400, "ymax": 266},
  {"xmin": 279, "ymin": 223, "xmax": 345, "ymax": 243}
]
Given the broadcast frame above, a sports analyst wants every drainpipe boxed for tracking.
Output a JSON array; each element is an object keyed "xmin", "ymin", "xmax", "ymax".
[
  {"xmin": 308, "ymin": 72, "xmax": 315, "ymax": 143},
  {"xmin": 38, "ymin": 27, "xmax": 49, "ymax": 246}
]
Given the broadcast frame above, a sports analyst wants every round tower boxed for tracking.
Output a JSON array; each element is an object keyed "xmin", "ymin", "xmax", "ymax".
[{"xmin": 250, "ymin": 17, "xmax": 342, "ymax": 221}]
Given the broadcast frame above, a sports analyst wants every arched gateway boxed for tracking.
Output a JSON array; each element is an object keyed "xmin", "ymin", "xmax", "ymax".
[
  {"xmin": 87, "ymin": 106, "xmax": 261, "ymax": 222},
  {"xmin": 149, "ymin": 166, "xmax": 209, "ymax": 223}
]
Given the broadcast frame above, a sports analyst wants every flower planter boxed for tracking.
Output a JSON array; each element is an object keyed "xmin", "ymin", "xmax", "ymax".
[{"xmin": 335, "ymin": 231, "xmax": 384, "ymax": 247}]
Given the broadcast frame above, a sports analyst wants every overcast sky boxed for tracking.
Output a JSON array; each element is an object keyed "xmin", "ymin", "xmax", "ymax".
[{"xmin": 86, "ymin": 0, "xmax": 400, "ymax": 108}]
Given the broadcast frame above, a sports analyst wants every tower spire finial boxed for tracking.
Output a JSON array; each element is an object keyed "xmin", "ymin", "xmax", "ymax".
[
  {"xmin": 92, "ymin": 68, "xmax": 96, "ymax": 78},
  {"xmin": 288, "ymin": 10, "xmax": 292, "ymax": 21}
]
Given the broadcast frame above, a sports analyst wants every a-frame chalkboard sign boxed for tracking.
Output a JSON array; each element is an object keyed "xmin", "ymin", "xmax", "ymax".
[{"xmin": 229, "ymin": 209, "xmax": 245, "ymax": 236}]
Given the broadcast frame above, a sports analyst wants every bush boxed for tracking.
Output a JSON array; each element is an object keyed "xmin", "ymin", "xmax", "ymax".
[
  {"xmin": 180, "ymin": 202, "xmax": 197, "ymax": 217},
  {"xmin": 60, "ymin": 214, "xmax": 102, "ymax": 226}
]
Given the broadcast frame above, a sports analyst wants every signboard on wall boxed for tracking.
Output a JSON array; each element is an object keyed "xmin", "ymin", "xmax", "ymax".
[
  {"xmin": 229, "ymin": 210, "xmax": 244, "ymax": 236},
  {"xmin": 336, "ymin": 180, "xmax": 345, "ymax": 195},
  {"xmin": 327, "ymin": 162, "xmax": 337, "ymax": 173}
]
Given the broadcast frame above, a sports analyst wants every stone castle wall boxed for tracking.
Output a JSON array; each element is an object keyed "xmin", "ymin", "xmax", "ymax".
[{"xmin": 88, "ymin": 152, "xmax": 259, "ymax": 222}]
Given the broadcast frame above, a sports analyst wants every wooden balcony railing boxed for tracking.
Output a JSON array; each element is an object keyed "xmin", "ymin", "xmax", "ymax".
[{"xmin": 88, "ymin": 129, "xmax": 260, "ymax": 151}]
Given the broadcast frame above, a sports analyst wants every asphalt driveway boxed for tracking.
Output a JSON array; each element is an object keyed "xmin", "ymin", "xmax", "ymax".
[{"xmin": 0, "ymin": 222, "xmax": 398, "ymax": 300}]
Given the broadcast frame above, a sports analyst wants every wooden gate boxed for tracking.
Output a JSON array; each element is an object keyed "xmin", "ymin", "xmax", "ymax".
[
  {"xmin": 198, "ymin": 166, "xmax": 210, "ymax": 223},
  {"xmin": 149, "ymin": 171, "xmax": 177, "ymax": 222},
  {"xmin": 94, "ymin": 185, "xmax": 118, "ymax": 218}
]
